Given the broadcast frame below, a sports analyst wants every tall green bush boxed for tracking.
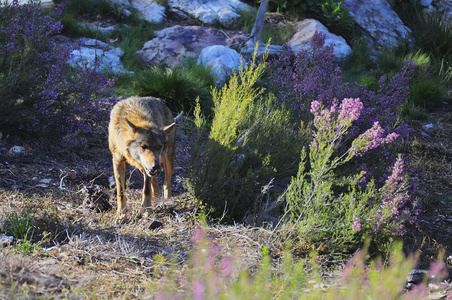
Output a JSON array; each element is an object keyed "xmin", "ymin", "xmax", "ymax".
[{"xmin": 188, "ymin": 46, "xmax": 306, "ymax": 221}]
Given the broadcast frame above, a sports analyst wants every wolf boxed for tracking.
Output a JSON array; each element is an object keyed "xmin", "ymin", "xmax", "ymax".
[{"xmin": 108, "ymin": 96, "xmax": 176, "ymax": 219}]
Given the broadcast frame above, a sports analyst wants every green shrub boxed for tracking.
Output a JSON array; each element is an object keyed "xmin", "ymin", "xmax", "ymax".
[
  {"xmin": 340, "ymin": 37, "xmax": 375, "ymax": 82},
  {"xmin": 399, "ymin": 101, "xmax": 428, "ymax": 120},
  {"xmin": 392, "ymin": 0, "xmax": 452, "ymax": 88},
  {"xmin": 188, "ymin": 46, "xmax": 307, "ymax": 221},
  {"xmin": 4, "ymin": 211, "xmax": 34, "ymax": 241},
  {"xmin": 60, "ymin": 13, "xmax": 102, "ymax": 39},
  {"xmin": 133, "ymin": 61, "xmax": 214, "ymax": 114},
  {"xmin": 266, "ymin": 0, "xmax": 354, "ymax": 39},
  {"xmin": 372, "ymin": 49, "xmax": 447, "ymax": 116},
  {"xmin": 409, "ymin": 78, "xmax": 443, "ymax": 108},
  {"xmin": 285, "ymin": 98, "xmax": 416, "ymax": 255}
]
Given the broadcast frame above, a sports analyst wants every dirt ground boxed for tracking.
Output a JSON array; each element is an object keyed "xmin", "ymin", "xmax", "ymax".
[{"xmin": 0, "ymin": 102, "xmax": 451, "ymax": 298}]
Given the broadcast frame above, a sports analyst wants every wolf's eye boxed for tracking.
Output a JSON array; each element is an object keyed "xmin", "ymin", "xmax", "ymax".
[{"xmin": 141, "ymin": 144, "xmax": 149, "ymax": 150}]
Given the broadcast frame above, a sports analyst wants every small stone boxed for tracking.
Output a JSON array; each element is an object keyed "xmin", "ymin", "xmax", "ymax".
[
  {"xmin": 420, "ymin": 131, "xmax": 430, "ymax": 137},
  {"xmin": 420, "ymin": 0, "xmax": 433, "ymax": 6},
  {"xmin": 149, "ymin": 220, "xmax": 163, "ymax": 230},
  {"xmin": 39, "ymin": 178, "xmax": 52, "ymax": 184},
  {"xmin": 0, "ymin": 234, "xmax": 14, "ymax": 247},
  {"xmin": 7, "ymin": 146, "xmax": 25, "ymax": 156},
  {"xmin": 37, "ymin": 258, "xmax": 58, "ymax": 265},
  {"xmin": 82, "ymin": 185, "xmax": 112, "ymax": 212},
  {"xmin": 109, "ymin": 176, "xmax": 116, "ymax": 187},
  {"xmin": 406, "ymin": 269, "xmax": 427, "ymax": 286}
]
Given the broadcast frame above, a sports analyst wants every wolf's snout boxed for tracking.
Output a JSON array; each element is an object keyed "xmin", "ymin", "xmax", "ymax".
[
  {"xmin": 151, "ymin": 163, "xmax": 160, "ymax": 172},
  {"xmin": 145, "ymin": 163, "xmax": 160, "ymax": 177}
]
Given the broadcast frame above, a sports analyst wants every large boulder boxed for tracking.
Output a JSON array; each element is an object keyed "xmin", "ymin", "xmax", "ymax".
[
  {"xmin": 287, "ymin": 19, "xmax": 352, "ymax": 60},
  {"xmin": 136, "ymin": 25, "xmax": 248, "ymax": 67},
  {"xmin": 67, "ymin": 38, "xmax": 129, "ymax": 73},
  {"xmin": 343, "ymin": 0, "xmax": 412, "ymax": 48},
  {"xmin": 168, "ymin": 0, "xmax": 251, "ymax": 26},
  {"xmin": 197, "ymin": 45, "xmax": 242, "ymax": 85}
]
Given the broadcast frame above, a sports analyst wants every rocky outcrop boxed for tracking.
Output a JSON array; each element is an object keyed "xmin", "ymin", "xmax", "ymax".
[
  {"xmin": 344, "ymin": 0, "xmax": 412, "ymax": 48},
  {"xmin": 136, "ymin": 26, "xmax": 248, "ymax": 67},
  {"xmin": 104, "ymin": 0, "xmax": 251, "ymax": 25},
  {"xmin": 287, "ymin": 19, "xmax": 352, "ymax": 60},
  {"xmin": 169, "ymin": 0, "xmax": 251, "ymax": 26}
]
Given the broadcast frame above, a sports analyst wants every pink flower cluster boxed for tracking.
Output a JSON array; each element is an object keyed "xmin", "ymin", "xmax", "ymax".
[{"xmin": 354, "ymin": 122, "xmax": 400, "ymax": 155}]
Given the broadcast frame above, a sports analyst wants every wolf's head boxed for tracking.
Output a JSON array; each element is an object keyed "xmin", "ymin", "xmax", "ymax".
[{"xmin": 126, "ymin": 119, "xmax": 175, "ymax": 177}]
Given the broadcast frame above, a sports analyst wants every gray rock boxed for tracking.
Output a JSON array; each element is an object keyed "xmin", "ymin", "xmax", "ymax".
[
  {"xmin": 130, "ymin": 0, "xmax": 166, "ymax": 23},
  {"xmin": 7, "ymin": 146, "xmax": 25, "ymax": 156},
  {"xmin": 344, "ymin": 0, "xmax": 412, "ymax": 48},
  {"xmin": 107, "ymin": 0, "xmax": 129, "ymax": 9},
  {"xmin": 168, "ymin": 0, "xmax": 251, "ymax": 26},
  {"xmin": 420, "ymin": 0, "xmax": 433, "ymax": 6},
  {"xmin": 0, "ymin": 234, "xmax": 14, "ymax": 248},
  {"xmin": 137, "ymin": 25, "xmax": 248, "ymax": 67},
  {"xmin": 287, "ymin": 19, "xmax": 352, "ymax": 60},
  {"xmin": 406, "ymin": 269, "xmax": 427, "ymax": 289},
  {"xmin": 241, "ymin": 40, "xmax": 282, "ymax": 60},
  {"xmin": 198, "ymin": 45, "xmax": 241, "ymax": 85},
  {"xmin": 12, "ymin": 0, "xmax": 53, "ymax": 8},
  {"xmin": 67, "ymin": 38, "xmax": 129, "ymax": 73},
  {"xmin": 78, "ymin": 20, "xmax": 122, "ymax": 36}
]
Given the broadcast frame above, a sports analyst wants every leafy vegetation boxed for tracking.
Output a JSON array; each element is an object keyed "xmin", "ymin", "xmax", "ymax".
[
  {"xmin": 0, "ymin": 0, "xmax": 117, "ymax": 146},
  {"xmin": 265, "ymin": 0, "xmax": 354, "ymax": 39},
  {"xmin": 188, "ymin": 46, "xmax": 306, "ymax": 221},
  {"xmin": 233, "ymin": 7, "xmax": 294, "ymax": 45},
  {"xmin": 0, "ymin": 0, "xmax": 452, "ymax": 298},
  {"xmin": 285, "ymin": 99, "xmax": 414, "ymax": 254},
  {"xmin": 154, "ymin": 230, "xmax": 447, "ymax": 299},
  {"xmin": 133, "ymin": 59, "xmax": 215, "ymax": 114}
]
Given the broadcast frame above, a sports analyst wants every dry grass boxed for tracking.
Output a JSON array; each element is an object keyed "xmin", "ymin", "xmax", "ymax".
[{"xmin": 0, "ymin": 123, "xmax": 286, "ymax": 298}]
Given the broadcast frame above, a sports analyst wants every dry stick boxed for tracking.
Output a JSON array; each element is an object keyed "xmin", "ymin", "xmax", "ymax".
[
  {"xmin": 250, "ymin": 0, "xmax": 269, "ymax": 43},
  {"xmin": 174, "ymin": 111, "xmax": 184, "ymax": 123}
]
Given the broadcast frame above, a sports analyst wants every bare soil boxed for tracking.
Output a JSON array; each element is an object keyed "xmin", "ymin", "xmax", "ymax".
[{"xmin": 0, "ymin": 103, "xmax": 452, "ymax": 298}]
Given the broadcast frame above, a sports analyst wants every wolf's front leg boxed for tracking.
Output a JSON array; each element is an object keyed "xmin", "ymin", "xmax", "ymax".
[
  {"xmin": 113, "ymin": 159, "xmax": 128, "ymax": 219},
  {"xmin": 142, "ymin": 173, "xmax": 152, "ymax": 208}
]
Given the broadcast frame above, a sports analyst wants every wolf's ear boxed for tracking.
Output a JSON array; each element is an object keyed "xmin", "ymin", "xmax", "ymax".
[
  {"xmin": 125, "ymin": 118, "xmax": 138, "ymax": 134},
  {"xmin": 162, "ymin": 122, "xmax": 176, "ymax": 136}
]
